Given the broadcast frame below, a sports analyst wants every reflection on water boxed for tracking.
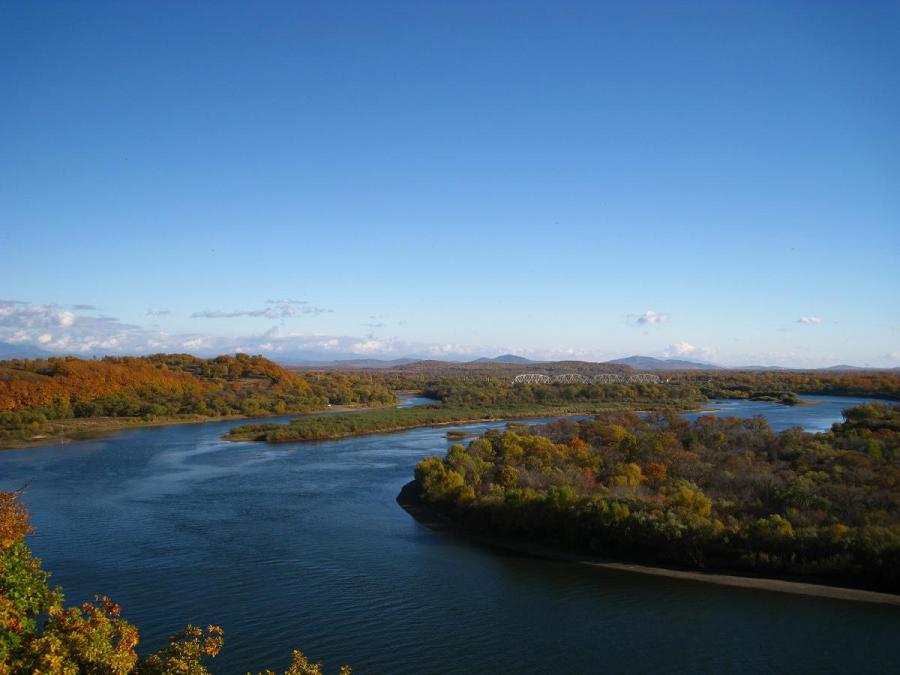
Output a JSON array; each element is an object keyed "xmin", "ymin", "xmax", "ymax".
[{"xmin": 0, "ymin": 399, "xmax": 897, "ymax": 673}]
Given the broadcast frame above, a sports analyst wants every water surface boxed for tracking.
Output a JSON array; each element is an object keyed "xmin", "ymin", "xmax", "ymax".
[
  {"xmin": 0, "ymin": 397, "xmax": 896, "ymax": 673},
  {"xmin": 685, "ymin": 394, "xmax": 883, "ymax": 432},
  {"xmin": 396, "ymin": 394, "xmax": 439, "ymax": 408}
]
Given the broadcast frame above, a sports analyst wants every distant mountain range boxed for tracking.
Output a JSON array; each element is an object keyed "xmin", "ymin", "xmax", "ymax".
[
  {"xmin": 0, "ymin": 342, "xmax": 52, "ymax": 360},
  {"xmin": 471, "ymin": 354, "xmax": 534, "ymax": 364},
  {"xmin": 0, "ymin": 343, "xmax": 894, "ymax": 372},
  {"xmin": 605, "ymin": 356, "xmax": 720, "ymax": 371}
]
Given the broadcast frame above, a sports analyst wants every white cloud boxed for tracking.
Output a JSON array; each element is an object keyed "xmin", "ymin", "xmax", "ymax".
[
  {"xmin": 351, "ymin": 339, "xmax": 390, "ymax": 354},
  {"xmin": 1, "ymin": 300, "xmax": 891, "ymax": 368},
  {"xmin": 192, "ymin": 299, "xmax": 332, "ymax": 319},
  {"xmin": 1, "ymin": 300, "xmax": 164, "ymax": 354},
  {"xmin": 181, "ymin": 337, "xmax": 211, "ymax": 349},
  {"xmin": 797, "ymin": 316, "xmax": 824, "ymax": 325},
  {"xmin": 662, "ymin": 341, "xmax": 717, "ymax": 362},
  {"xmin": 632, "ymin": 310, "xmax": 669, "ymax": 326}
]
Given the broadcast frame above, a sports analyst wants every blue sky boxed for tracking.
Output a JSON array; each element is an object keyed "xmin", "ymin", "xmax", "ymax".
[{"xmin": 1, "ymin": 1, "xmax": 898, "ymax": 366}]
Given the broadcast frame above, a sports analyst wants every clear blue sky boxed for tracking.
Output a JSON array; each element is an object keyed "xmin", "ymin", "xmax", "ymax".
[{"xmin": 2, "ymin": 1, "xmax": 898, "ymax": 366}]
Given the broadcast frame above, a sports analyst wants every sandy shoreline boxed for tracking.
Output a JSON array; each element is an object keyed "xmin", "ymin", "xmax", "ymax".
[{"xmin": 396, "ymin": 481, "xmax": 900, "ymax": 607}]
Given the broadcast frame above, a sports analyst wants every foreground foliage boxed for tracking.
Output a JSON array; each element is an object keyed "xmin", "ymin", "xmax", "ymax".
[
  {"xmin": 0, "ymin": 354, "xmax": 394, "ymax": 444},
  {"xmin": 0, "ymin": 491, "xmax": 350, "ymax": 674},
  {"xmin": 414, "ymin": 403, "xmax": 900, "ymax": 592}
]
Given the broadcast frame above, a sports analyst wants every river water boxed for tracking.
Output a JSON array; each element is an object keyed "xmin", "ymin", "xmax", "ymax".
[{"xmin": 0, "ymin": 397, "xmax": 897, "ymax": 673}]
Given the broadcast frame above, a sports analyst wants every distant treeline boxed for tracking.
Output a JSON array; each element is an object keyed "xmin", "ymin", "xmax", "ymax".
[
  {"xmin": 422, "ymin": 379, "xmax": 702, "ymax": 407},
  {"xmin": 368, "ymin": 368, "xmax": 900, "ymax": 404},
  {"xmin": 0, "ymin": 354, "xmax": 395, "ymax": 443},
  {"xmin": 413, "ymin": 402, "xmax": 900, "ymax": 592},
  {"xmin": 682, "ymin": 370, "xmax": 900, "ymax": 401}
]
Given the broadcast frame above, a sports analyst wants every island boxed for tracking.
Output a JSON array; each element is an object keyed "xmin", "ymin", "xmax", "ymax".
[{"xmin": 404, "ymin": 401, "xmax": 900, "ymax": 595}]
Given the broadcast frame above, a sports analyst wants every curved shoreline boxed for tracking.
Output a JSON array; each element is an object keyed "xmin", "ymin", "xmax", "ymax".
[
  {"xmin": 397, "ymin": 481, "xmax": 900, "ymax": 607},
  {"xmin": 0, "ymin": 402, "xmax": 394, "ymax": 451}
]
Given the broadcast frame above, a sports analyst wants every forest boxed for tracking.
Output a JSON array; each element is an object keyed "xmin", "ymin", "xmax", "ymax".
[
  {"xmin": 362, "ymin": 359, "xmax": 900, "ymax": 402},
  {"xmin": 418, "ymin": 370, "xmax": 900, "ymax": 408},
  {"xmin": 412, "ymin": 402, "xmax": 900, "ymax": 592},
  {"xmin": 422, "ymin": 378, "xmax": 701, "ymax": 407},
  {"xmin": 680, "ymin": 370, "xmax": 900, "ymax": 401},
  {"xmin": 0, "ymin": 491, "xmax": 350, "ymax": 673},
  {"xmin": 0, "ymin": 354, "xmax": 394, "ymax": 445}
]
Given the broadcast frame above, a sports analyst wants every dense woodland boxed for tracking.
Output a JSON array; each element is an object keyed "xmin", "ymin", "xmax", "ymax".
[
  {"xmin": 361, "ymin": 360, "xmax": 900, "ymax": 402},
  {"xmin": 0, "ymin": 354, "xmax": 394, "ymax": 444},
  {"xmin": 415, "ymin": 369, "xmax": 900, "ymax": 403},
  {"xmin": 413, "ymin": 402, "xmax": 900, "ymax": 592},
  {"xmin": 682, "ymin": 370, "xmax": 900, "ymax": 402},
  {"xmin": 0, "ymin": 492, "xmax": 349, "ymax": 673},
  {"xmin": 422, "ymin": 378, "xmax": 702, "ymax": 407}
]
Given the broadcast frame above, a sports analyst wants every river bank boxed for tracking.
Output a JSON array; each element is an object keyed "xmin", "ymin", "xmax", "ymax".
[
  {"xmin": 396, "ymin": 481, "xmax": 900, "ymax": 607},
  {"xmin": 3, "ymin": 398, "xmax": 897, "ymax": 672},
  {"xmin": 0, "ymin": 402, "xmax": 391, "ymax": 451}
]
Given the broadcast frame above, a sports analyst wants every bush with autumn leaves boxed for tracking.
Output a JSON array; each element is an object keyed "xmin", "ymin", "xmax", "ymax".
[{"xmin": 0, "ymin": 491, "xmax": 349, "ymax": 674}]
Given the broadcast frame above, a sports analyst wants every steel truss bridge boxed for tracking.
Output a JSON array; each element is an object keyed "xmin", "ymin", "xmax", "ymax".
[{"xmin": 512, "ymin": 372, "xmax": 661, "ymax": 385}]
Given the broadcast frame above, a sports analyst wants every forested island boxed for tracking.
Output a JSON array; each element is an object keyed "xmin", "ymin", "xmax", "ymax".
[
  {"xmin": 0, "ymin": 354, "xmax": 394, "ymax": 448},
  {"xmin": 408, "ymin": 402, "xmax": 900, "ymax": 593}
]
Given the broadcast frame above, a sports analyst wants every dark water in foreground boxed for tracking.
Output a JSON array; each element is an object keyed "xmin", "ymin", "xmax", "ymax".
[
  {"xmin": 0, "ymin": 398, "xmax": 897, "ymax": 673},
  {"xmin": 684, "ymin": 394, "xmax": 883, "ymax": 433}
]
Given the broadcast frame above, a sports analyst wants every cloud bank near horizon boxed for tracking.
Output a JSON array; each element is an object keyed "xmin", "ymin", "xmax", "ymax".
[{"xmin": 0, "ymin": 300, "xmax": 896, "ymax": 368}]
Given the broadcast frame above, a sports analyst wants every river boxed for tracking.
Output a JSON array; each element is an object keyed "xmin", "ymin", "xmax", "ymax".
[{"xmin": 0, "ymin": 397, "xmax": 897, "ymax": 673}]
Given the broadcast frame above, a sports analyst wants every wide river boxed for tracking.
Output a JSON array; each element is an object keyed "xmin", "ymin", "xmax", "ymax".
[{"xmin": 1, "ymin": 396, "xmax": 897, "ymax": 673}]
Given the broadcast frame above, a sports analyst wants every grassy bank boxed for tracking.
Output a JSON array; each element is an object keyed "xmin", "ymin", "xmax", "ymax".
[
  {"xmin": 225, "ymin": 400, "xmax": 698, "ymax": 443},
  {"xmin": 0, "ymin": 403, "xmax": 389, "ymax": 450}
]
